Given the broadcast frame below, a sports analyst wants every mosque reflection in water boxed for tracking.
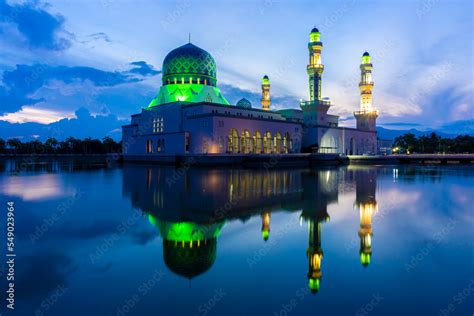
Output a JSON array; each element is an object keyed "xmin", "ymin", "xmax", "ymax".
[{"xmin": 122, "ymin": 166, "xmax": 378, "ymax": 293}]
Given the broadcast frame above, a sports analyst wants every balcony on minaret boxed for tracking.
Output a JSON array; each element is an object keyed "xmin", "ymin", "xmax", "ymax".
[{"xmin": 300, "ymin": 99, "xmax": 330, "ymax": 111}]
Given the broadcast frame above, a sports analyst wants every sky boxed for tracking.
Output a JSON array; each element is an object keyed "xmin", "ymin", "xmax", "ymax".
[{"xmin": 0, "ymin": 0, "xmax": 472, "ymax": 140}]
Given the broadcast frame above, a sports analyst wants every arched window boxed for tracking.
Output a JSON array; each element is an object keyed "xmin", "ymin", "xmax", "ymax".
[
  {"xmin": 274, "ymin": 132, "xmax": 282, "ymax": 153},
  {"xmin": 253, "ymin": 131, "xmax": 262, "ymax": 154},
  {"xmin": 263, "ymin": 132, "xmax": 272, "ymax": 154},
  {"xmin": 157, "ymin": 139, "xmax": 161, "ymax": 153},
  {"xmin": 241, "ymin": 130, "xmax": 251, "ymax": 154},
  {"xmin": 284, "ymin": 132, "xmax": 291, "ymax": 153},
  {"xmin": 228, "ymin": 129, "xmax": 239, "ymax": 153},
  {"xmin": 162, "ymin": 139, "xmax": 165, "ymax": 152}
]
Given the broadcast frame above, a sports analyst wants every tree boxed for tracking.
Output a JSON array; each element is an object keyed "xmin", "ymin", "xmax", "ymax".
[
  {"xmin": 7, "ymin": 138, "xmax": 22, "ymax": 154},
  {"xmin": 393, "ymin": 133, "xmax": 418, "ymax": 154},
  {"xmin": 0, "ymin": 138, "xmax": 5, "ymax": 153},
  {"xmin": 45, "ymin": 137, "xmax": 59, "ymax": 153}
]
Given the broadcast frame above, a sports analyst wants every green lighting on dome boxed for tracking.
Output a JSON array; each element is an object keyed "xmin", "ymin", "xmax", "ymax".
[
  {"xmin": 147, "ymin": 83, "xmax": 230, "ymax": 107},
  {"xmin": 262, "ymin": 76, "xmax": 270, "ymax": 85},
  {"xmin": 262, "ymin": 230, "xmax": 269, "ymax": 241},
  {"xmin": 309, "ymin": 278, "xmax": 320, "ymax": 291},
  {"xmin": 147, "ymin": 214, "xmax": 225, "ymax": 242}
]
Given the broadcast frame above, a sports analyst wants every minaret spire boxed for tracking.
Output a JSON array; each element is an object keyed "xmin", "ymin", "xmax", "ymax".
[
  {"xmin": 261, "ymin": 75, "xmax": 271, "ymax": 111},
  {"xmin": 188, "ymin": 33, "xmax": 191, "ymax": 43},
  {"xmin": 354, "ymin": 51, "xmax": 378, "ymax": 135},
  {"xmin": 307, "ymin": 27, "xmax": 324, "ymax": 102}
]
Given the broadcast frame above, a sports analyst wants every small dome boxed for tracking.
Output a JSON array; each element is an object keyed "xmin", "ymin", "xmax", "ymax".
[
  {"xmin": 311, "ymin": 27, "xmax": 319, "ymax": 33},
  {"xmin": 262, "ymin": 75, "xmax": 270, "ymax": 85},
  {"xmin": 162, "ymin": 43, "xmax": 217, "ymax": 86},
  {"xmin": 363, "ymin": 51, "xmax": 370, "ymax": 56},
  {"xmin": 236, "ymin": 98, "xmax": 252, "ymax": 109},
  {"xmin": 263, "ymin": 75, "xmax": 269, "ymax": 79}
]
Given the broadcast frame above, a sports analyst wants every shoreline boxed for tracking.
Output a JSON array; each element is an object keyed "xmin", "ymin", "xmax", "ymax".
[{"xmin": 1, "ymin": 153, "xmax": 473, "ymax": 166}]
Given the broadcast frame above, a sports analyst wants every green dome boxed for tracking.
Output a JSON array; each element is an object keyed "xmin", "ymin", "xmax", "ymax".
[
  {"xmin": 162, "ymin": 43, "xmax": 217, "ymax": 86},
  {"xmin": 163, "ymin": 238, "xmax": 217, "ymax": 279}
]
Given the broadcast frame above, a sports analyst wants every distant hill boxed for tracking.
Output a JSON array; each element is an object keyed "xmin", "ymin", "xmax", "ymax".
[
  {"xmin": 376, "ymin": 127, "xmax": 456, "ymax": 140},
  {"xmin": 377, "ymin": 119, "xmax": 474, "ymax": 140}
]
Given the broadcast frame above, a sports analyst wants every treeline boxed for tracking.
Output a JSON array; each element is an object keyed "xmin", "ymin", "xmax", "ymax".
[
  {"xmin": 0, "ymin": 137, "xmax": 122, "ymax": 154},
  {"xmin": 393, "ymin": 133, "xmax": 474, "ymax": 154}
]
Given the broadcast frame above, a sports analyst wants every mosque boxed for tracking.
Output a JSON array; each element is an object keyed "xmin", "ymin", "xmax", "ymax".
[{"xmin": 122, "ymin": 28, "xmax": 379, "ymax": 157}]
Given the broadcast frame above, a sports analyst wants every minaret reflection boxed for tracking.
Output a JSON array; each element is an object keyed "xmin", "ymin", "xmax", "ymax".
[
  {"xmin": 352, "ymin": 167, "xmax": 378, "ymax": 267},
  {"xmin": 261, "ymin": 211, "xmax": 271, "ymax": 241},
  {"xmin": 300, "ymin": 169, "xmax": 336, "ymax": 293}
]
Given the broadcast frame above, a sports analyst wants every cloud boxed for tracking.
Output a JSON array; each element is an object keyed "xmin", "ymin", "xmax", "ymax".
[
  {"xmin": 129, "ymin": 61, "xmax": 161, "ymax": 76},
  {"xmin": 0, "ymin": 62, "xmax": 158, "ymax": 114},
  {"xmin": 0, "ymin": 0, "xmax": 72, "ymax": 50},
  {"xmin": 0, "ymin": 107, "xmax": 129, "ymax": 141},
  {"xmin": 89, "ymin": 32, "xmax": 111, "ymax": 43},
  {"xmin": 17, "ymin": 251, "xmax": 75, "ymax": 301},
  {"xmin": 219, "ymin": 83, "xmax": 299, "ymax": 110}
]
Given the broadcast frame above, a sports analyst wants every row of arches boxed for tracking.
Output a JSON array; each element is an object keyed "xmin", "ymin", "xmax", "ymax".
[{"xmin": 227, "ymin": 129, "xmax": 292, "ymax": 154}]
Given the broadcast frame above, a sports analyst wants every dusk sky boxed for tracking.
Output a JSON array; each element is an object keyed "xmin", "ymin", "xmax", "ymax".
[{"xmin": 0, "ymin": 0, "xmax": 472, "ymax": 140}]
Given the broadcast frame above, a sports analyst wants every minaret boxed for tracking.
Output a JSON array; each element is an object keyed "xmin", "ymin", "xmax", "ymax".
[
  {"xmin": 307, "ymin": 219, "xmax": 323, "ymax": 294},
  {"xmin": 354, "ymin": 52, "xmax": 378, "ymax": 132},
  {"xmin": 300, "ymin": 28, "xmax": 330, "ymax": 128},
  {"xmin": 261, "ymin": 211, "xmax": 271, "ymax": 241},
  {"xmin": 261, "ymin": 75, "xmax": 271, "ymax": 111},
  {"xmin": 307, "ymin": 28, "xmax": 324, "ymax": 102}
]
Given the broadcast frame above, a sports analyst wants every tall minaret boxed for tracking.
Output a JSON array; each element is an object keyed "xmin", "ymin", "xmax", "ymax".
[
  {"xmin": 261, "ymin": 75, "xmax": 271, "ymax": 111},
  {"xmin": 360, "ymin": 52, "xmax": 374, "ymax": 112},
  {"xmin": 354, "ymin": 52, "xmax": 378, "ymax": 132},
  {"xmin": 307, "ymin": 28, "xmax": 324, "ymax": 102}
]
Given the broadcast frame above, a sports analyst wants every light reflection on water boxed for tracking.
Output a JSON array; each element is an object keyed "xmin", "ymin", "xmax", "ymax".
[{"xmin": 0, "ymin": 161, "xmax": 473, "ymax": 316}]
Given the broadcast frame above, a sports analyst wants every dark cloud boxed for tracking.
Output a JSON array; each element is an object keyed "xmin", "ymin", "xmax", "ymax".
[
  {"xmin": 0, "ymin": 63, "xmax": 152, "ymax": 114},
  {"xmin": 17, "ymin": 251, "xmax": 75, "ymax": 301},
  {"xmin": 89, "ymin": 32, "xmax": 111, "ymax": 43},
  {"xmin": 219, "ymin": 83, "xmax": 299, "ymax": 109},
  {"xmin": 0, "ymin": 0, "xmax": 72, "ymax": 50},
  {"xmin": 0, "ymin": 107, "xmax": 128, "ymax": 141},
  {"xmin": 129, "ymin": 61, "xmax": 161, "ymax": 76},
  {"xmin": 381, "ymin": 122, "xmax": 422, "ymax": 127},
  {"xmin": 130, "ymin": 229, "xmax": 157, "ymax": 245}
]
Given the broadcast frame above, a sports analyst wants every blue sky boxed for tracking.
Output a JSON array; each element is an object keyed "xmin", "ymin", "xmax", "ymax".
[{"xmin": 0, "ymin": 0, "xmax": 472, "ymax": 140}]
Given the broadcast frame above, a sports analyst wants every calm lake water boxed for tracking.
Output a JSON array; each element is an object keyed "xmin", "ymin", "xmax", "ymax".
[{"xmin": 0, "ymin": 161, "xmax": 473, "ymax": 316}]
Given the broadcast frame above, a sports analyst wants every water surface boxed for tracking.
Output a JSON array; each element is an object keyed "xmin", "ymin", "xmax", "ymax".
[{"xmin": 0, "ymin": 161, "xmax": 473, "ymax": 316}]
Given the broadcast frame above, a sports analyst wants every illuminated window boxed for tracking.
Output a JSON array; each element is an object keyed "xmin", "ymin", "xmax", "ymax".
[
  {"xmin": 174, "ymin": 78, "xmax": 177, "ymax": 84},
  {"xmin": 197, "ymin": 78, "xmax": 200, "ymax": 84},
  {"xmin": 146, "ymin": 139, "xmax": 153, "ymax": 153},
  {"xmin": 157, "ymin": 139, "xmax": 161, "ymax": 152},
  {"xmin": 185, "ymin": 134, "xmax": 190, "ymax": 152},
  {"xmin": 153, "ymin": 117, "xmax": 165, "ymax": 133},
  {"xmin": 181, "ymin": 77, "xmax": 184, "ymax": 84}
]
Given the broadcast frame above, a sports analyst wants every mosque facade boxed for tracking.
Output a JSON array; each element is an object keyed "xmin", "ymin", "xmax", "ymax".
[{"xmin": 122, "ymin": 28, "xmax": 379, "ymax": 157}]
